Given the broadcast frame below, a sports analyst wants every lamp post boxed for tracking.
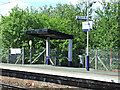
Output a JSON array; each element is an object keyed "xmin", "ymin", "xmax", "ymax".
[
  {"xmin": 86, "ymin": 0, "xmax": 96, "ymax": 71},
  {"xmin": 86, "ymin": 0, "xmax": 89, "ymax": 71},
  {"xmin": 29, "ymin": 40, "xmax": 32, "ymax": 64},
  {"xmin": 76, "ymin": 0, "xmax": 96, "ymax": 71}
]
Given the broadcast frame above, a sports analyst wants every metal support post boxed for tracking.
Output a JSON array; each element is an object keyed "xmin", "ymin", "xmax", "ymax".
[
  {"xmin": 86, "ymin": 0, "xmax": 89, "ymax": 71},
  {"xmin": 95, "ymin": 50, "xmax": 98, "ymax": 70},
  {"xmin": 30, "ymin": 46, "xmax": 32, "ymax": 64},
  {"xmin": 110, "ymin": 48, "xmax": 111, "ymax": 70},
  {"xmin": 46, "ymin": 37, "xmax": 50, "ymax": 64},
  {"xmin": 7, "ymin": 48, "xmax": 10, "ymax": 64},
  {"xmin": 22, "ymin": 47, "xmax": 25, "ymax": 65},
  {"xmin": 68, "ymin": 39, "xmax": 72, "ymax": 67},
  {"xmin": 29, "ymin": 40, "xmax": 32, "ymax": 64},
  {"xmin": 56, "ymin": 48, "xmax": 59, "ymax": 65}
]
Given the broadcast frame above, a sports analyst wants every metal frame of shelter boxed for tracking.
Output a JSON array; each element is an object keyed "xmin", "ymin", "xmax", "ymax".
[{"xmin": 25, "ymin": 29, "xmax": 74, "ymax": 66}]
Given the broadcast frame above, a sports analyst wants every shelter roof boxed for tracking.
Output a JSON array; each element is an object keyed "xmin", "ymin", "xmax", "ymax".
[{"xmin": 25, "ymin": 29, "xmax": 74, "ymax": 39}]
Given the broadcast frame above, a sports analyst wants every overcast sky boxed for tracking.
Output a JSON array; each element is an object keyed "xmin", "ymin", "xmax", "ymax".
[{"xmin": 0, "ymin": 0, "xmax": 106, "ymax": 16}]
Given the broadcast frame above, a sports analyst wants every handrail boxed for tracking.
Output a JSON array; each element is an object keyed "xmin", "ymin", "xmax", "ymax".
[
  {"xmin": 111, "ymin": 58, "xmax": 120, "ymax": 61},
  {"xmin": 32, "ymin": 49, "xmax": 46, "ymax": 64},
  {"xmin": 15, "ymin": 54, "xmax": 22, "ymax": 64}
]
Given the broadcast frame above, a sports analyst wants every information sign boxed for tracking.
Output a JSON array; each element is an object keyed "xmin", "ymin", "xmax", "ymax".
[
  {"xmin": 76, "ymin": 16, "xmax": 88, "ymax": 20},
  {"xmin": 82, "ymin": 21, "xmax": 93, "ymax": 31},
  {"xmin": 11, "ymin": 48, "xmax": 21, "ymax": 55}
]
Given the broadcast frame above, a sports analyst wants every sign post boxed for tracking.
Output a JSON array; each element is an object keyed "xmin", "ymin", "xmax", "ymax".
[
  {"xmin": 82, "ymin": 20, "xmax": 93, "ymax": 71},
  {"xmin": 76, "ymin": 0, "xmax": 95, "ymax": 71},
  {"xmin": 86, "ymin": 0, "xmax": 89, "ymax": 71},
  {"xmin": 29, "ymin": 40, "xmax": 32, "ymax": 64}
]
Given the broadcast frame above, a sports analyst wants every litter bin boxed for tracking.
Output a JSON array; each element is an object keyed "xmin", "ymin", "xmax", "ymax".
[{"xmin": 78, "ymin": 55, "xmax": 85, "ymax": 67}]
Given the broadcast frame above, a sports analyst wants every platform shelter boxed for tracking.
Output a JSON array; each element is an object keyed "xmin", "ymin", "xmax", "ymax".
[{"xmin": 25, "ymin": 29, "xmax": 74, "ymax": 66}]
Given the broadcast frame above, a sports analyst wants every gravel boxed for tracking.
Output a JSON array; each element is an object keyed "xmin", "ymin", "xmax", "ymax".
[{"xmin": 0, "ymin": 76, "xmax": 88, "ymax": 89}]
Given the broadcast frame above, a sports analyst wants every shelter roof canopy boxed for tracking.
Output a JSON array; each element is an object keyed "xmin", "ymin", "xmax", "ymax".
[{"xmin": 25, "ymin": 29, "xmax": 74, "ymax": 39}]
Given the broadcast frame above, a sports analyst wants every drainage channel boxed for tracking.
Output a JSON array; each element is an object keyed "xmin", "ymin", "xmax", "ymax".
[{"xmin": 1, "ymin": 69, "xmax": 120, "ymax": 89}]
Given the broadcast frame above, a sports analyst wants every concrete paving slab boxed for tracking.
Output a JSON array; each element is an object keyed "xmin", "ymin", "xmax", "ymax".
[{"xmin": 0, "ymin": 63, "xmax": 119, "ymax": 83}]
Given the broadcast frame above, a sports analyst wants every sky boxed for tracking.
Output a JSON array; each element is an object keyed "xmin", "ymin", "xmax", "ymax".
[{"xmin": 0, "ymin": 0, "xmax": 104, "ymax": 16}]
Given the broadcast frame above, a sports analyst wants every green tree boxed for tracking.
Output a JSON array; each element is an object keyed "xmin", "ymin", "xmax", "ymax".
[
  {"xmin": 1, "ymin": 0, "xmax": 119, "ymax": 65},
  {"xmin": 90, "ymin": 0, "xmax": 119, "ymax": 49}
]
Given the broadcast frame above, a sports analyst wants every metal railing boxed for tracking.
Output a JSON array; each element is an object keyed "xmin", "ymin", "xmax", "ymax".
[
  {"xmin": 0, "ymin": 47, "xmax": 119, "ymax": 71},
  {"xmin": 74, "ymin": 48, "xmax": 120, "ymax": 71}
]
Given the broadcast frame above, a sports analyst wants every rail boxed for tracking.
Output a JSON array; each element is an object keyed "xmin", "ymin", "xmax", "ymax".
[
  {"xmin": 0, "ymin": 83, "xmax": 28, "ymax": 90},
  {"xmin": 1, "ymin": 68, "xmax": 120, "ymax": 89}
]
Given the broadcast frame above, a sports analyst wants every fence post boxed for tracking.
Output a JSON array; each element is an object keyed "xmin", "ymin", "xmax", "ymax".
[
  {"xmin": 95, "ymin": 49, "xmax": 98, "ymax": 70},
  {"xmin": 74, "ymin": 49, "xmax": 77, "ymax": 67},
  {"xmin": 110, "ymin": 48, "xmax": 111, "ymax": 70},
  {"xmin": 68, "ymin": 39, "xmax": 72, "ymax": 67},
  {"xmin": 56, "ymin": 48, "xmax": 59, "ymax": 65},
  {"xmin": 7, "ymin": 48, "xmax": 10, "ymax": 64},
  {"xmin": 22, "ymin": 47, "xmax": 25, "ymax": 65}
]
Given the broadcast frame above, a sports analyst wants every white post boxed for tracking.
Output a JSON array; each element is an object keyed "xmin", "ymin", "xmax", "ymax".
[
  {"xmin": 87, "ymin": 0, "xmax": 89, "ymax": 56},
  {"xmin": 30, "ymin": 46, "xmax": 32, "ymax": 64},
  {"xmin": 29, "ymin": 40, "xmax": 32, "ymax": 64},
  {"xmin": 86, "ymin": 0, "xmax": 89, "ymax": 71},
  {"xmin": 22, "ymin": 47, "xmax": 25, "ymax": 65},
  {"xmin": 46, "ymin": 37, "xmax": 50, "ymax": 64},
  {"xmin": 68, "ymin": 39, "xmax": 72, "ymax": 66},
  {"xmin": 87, "ymin": 32, "xmax": 89, "ymax": 55}
]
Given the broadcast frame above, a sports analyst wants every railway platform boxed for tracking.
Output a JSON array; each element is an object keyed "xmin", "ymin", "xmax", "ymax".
[
  {"xmin": 0, "ymin": 63, "xmax": 119, "ymax": 83},
  {"xmin": 0, "ymin": 63, "xmax": 120, "ymax": 89}
]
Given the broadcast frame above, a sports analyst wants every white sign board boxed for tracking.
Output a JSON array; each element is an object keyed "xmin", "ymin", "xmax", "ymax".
[
  {"xmin": 82, "ymin": 21, "xmax": 93, "ymax": 31},
  {"xmin": 11, "ymin": 48, "xmax": 21, "ymax": 55},
  {"xmin": 76, "ymin": 16, "xmax": 88, "ymax": 20}
]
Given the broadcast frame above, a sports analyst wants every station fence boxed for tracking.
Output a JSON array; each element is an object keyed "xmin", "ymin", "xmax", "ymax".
[
  {"xmin": 74, "ymin": 48, "xmax": 120, "ymax": 71},
  {"xmin": 0, "ymin": 47, "xmax": 119, "ymax": 71},
  {"xmin": 0, "ymin": 48, "xmax": 45, "ymax": 64}
]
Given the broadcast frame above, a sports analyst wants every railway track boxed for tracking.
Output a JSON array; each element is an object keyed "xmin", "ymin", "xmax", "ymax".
[
  {"xmin": 0, "ymin": 83, "xmax": 28, "ymax": 90},
  {"xmin": 1, "ymin": 68, "xmax": 120, "ymax": 89}
]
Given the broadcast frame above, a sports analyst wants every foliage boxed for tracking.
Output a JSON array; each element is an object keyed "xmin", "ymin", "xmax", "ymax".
[
  {"xmin": 91, "ymin": 0, "xmax": 119, "ymax": 48},
  {"xmin": 0, "ymin": 0, "xmax": 119, "ymax": 66}
]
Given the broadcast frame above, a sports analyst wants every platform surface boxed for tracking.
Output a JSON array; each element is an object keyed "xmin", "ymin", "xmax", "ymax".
[{"xmin": 0, "ymin": 63, "xmax": 119, "ymax": 83}]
